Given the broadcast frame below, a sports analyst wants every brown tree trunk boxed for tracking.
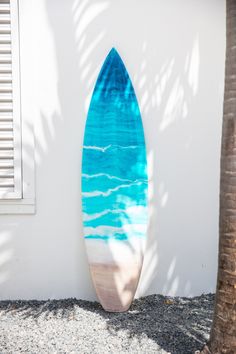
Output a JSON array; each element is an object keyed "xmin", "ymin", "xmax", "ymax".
[{"xmin": 198, "ymin": 0, "xmax": 236, "ymax": 353}]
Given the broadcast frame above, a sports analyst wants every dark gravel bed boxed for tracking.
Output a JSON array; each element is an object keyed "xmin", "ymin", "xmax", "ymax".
[{"xmin": 0, "ymin": 294, "xmax": 214, "ymax": 354}]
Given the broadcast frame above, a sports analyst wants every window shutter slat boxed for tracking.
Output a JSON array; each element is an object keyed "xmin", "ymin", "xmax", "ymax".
[
  {"xmin": 0, "ymin": 0, "xmax": 21, "ymax": 199},
  {"xmin": 0, "ymin": 160, "xmax": 13, "ymax": 167}
]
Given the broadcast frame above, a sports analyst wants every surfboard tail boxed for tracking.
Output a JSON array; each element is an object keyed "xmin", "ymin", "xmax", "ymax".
[{"xmin": 90, "ymin": 261, "xmax": 143, "ymax": 312}]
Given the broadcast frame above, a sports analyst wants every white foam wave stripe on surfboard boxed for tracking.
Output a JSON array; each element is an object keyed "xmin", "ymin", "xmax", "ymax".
[
  {"xmin": 85, "ymin": 235, "xmax": 146, "ymax": 264},
  {"xmin": 84, "ymin": 224, "xmax": 147, "ymax": 237},
  {"xmin": 83, "ymin": 205, "xmax": 147, "ymax": 222},
  {"xmin": 82, "ymin": 173, "xmax": 147, "ymax": 184},
  {"xmin": 83, "ymin": 145, "xmax": 139, "ymax": 152},
  {"xmin": 83, "ymin": 145, "xmax": 112, "ymax": 152},
  {"xmin": 82, "ymin": 180, "xmax": 147, "ymax": 198}
]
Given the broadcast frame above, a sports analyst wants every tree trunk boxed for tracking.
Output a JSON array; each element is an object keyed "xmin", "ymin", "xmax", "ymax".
[{"xmin": 198, "ymin": 0, "xmax": 236, "ymax": 353}]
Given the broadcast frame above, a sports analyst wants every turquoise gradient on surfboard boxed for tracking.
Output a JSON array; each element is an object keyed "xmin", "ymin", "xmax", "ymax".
[{"xmin": 82, "ymin": 48, "xmax": 148, "ymax": 242}]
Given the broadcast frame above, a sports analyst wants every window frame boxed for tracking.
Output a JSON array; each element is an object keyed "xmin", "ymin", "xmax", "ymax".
[{"xmin": 0, "ymin": 0, "xmax": 35, "ymax": 214}]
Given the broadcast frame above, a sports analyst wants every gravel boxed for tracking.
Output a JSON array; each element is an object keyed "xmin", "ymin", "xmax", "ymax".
[{"xmin": 0, "ymin": 294, "xmax": 214, "ymax": 354}]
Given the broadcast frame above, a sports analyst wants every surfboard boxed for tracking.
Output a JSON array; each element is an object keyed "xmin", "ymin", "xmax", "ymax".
[{"xmin": 81, "ymin": 48, "xmax": 148, "ymax": 312}]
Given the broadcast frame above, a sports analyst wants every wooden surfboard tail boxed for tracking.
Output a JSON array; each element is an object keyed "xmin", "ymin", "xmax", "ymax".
[{"xmin": 90, "ymin": 260, "xmax": 143, "ymax": 312}]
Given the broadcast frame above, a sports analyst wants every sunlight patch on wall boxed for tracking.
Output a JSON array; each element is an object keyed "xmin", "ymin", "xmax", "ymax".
[
  {"xmin": 163, "ymin": 275, "xmax": 179, "ymax": 296},
  {"xmin": 158, "ymin": 182, "xmax": 169, "ymax": 209},
  {"xmin": 0, "ymin": 249, "xmax": 13, "ymax": 268},
  {"xmin": 0, "ymin": 231, "xmax": 13, "ymax": 284},
  {"xmin": 184, "ymin": 281, "xmax": 192, "ymax": 296},
  {"xmin": 79, "ymin": 31, "xmax": 106, "ymax": 67},
  {"xmin": 137, "ymin": 204, "xmax": 157, "ymax": 297},
  {"xmin": 169, "ymin": 277, "xmax": 179, "ymax": 296},
  {"xmin": 74, "ymin": 1, "xmax": 109, "ymax": 39},
  {"xmin": 161, "ymin": 192, "xmax": 168, "ymax": 207},
  {"xmin": 73, "ymin": 0, "xmax": 109, "ymax": 115},
  {"xmin": 0, "ymin": 232, "xmax": 11, "ymax": 248},
  {"xmin": 187, "ymin": 35, "xmax": 200, "ymax": 96},
  {"xmin": 35, "ymin": 0, "xmax": 62, "ymax": 162},
  {"xmin": 160, "ymin": 77, "xmax": 185, "ymax": 131},
  {"xmin": 36, "ymin": 0, "xmax": 61, "ymax": 118},
  {"xmin": 155, "ymin": 59, "xmax": 175, "ymax": 108},
  {"xmin": 167, "ymin": 258, "xmax": 176, "ymax": 281}
]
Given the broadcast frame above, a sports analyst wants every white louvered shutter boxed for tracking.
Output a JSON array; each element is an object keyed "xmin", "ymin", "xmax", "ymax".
[{"xmin": 0, "ymin": 0, "xmax": 21, "ymax": 199}]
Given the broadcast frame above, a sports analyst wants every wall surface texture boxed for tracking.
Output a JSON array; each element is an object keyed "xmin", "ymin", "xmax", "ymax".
[{"xmin": 0, "ymin": 0, "xmax": 225, "ymax": 300}]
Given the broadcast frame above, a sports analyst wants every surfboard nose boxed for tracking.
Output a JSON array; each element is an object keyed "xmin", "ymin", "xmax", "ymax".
[
  {"xmin": 109, "ymin": 47, "xmax": 118, "ymax": 55},
  {"xmin": 106, "ymin": 47, "xmax": 123, "ymax": 64}
]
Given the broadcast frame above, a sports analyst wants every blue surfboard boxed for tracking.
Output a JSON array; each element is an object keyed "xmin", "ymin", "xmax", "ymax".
[{"xmin": 82, "ymin": 48, "xmax": 148, "ymax": 312}]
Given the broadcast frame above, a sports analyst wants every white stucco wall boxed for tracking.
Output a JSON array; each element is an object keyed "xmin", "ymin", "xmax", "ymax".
[{"xmin": 0, "ymin": 0, "xmax": 225, "ymax": 300}]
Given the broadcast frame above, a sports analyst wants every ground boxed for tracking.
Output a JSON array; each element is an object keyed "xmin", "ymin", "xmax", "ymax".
[{"xmin": 0, "ymin": 294, "xmax": 214, "ymax": 354}]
